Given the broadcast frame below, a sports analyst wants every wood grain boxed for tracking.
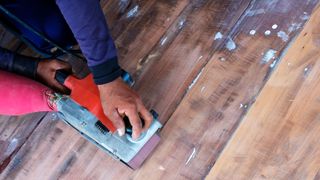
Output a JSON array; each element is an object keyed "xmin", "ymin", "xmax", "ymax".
[
  {"xmin": 0, "ymin": 0, "xmax": 319, "ymax": 179},
  {"xmin": 133, "ymin": 0, "xmax": 252, "ymax": 123},
  {"xmin": 115, "ymin": 0, "xmax": 190, "ymax": 75},
  {"xmin": 207, "ymin": 5, "xmax": 320, "ymax": 179},
  {"xmin": 0, "ymin": 0, "xmax": 252, "ymax": 178},
  {"xmin": 0, "ymin": 113, "xmax": 46, "ymax": 173},
  {"xmin": 132, "ymin": 0, "xmax": 318, "ymax": 179}
]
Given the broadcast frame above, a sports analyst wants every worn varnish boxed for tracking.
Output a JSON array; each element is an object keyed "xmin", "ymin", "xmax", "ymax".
[
  {"xmin": 207, "ymin": 5, "xmax": 320, "ymax": 179},
  {"xmin": 0, "ymin": 0, "xmax": 319, "ymax": 179},
  {"xmin": 0, "ymin": 113, "xmax": 46, "ymax": 173},
  {"xmin": 1, "ymin": 0, "xmax": 253, "ymax": 178},
  {"xmin": 131, "ymin": 1, "xmax": 318, "ymax": 179}
]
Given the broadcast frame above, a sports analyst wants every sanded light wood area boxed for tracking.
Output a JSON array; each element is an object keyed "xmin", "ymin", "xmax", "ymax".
[
  {"xmin": 0, "ymin": 0, "xmax": 319, "ymax": 179},
  {"xmin": 207, "ymin": 5, "xmax": 320, "ymax": 180}
]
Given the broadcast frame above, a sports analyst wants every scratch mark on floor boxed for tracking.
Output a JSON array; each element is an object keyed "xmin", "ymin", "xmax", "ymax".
[
  {"xmin": 185, "ymin": 147, "xmax": 197, "ymax": 165},
  {"xmin": 188, "ymin": 68, "xmax": 204, "ymax": 90}
]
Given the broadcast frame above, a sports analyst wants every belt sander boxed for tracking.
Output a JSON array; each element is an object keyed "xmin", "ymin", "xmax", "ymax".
[{"xmin": 51, "ymin": 71, "xmax": 162, "ymax": 169}]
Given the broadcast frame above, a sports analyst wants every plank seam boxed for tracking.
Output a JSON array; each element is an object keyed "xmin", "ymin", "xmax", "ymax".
[
  {"xmin": 202, "ymin": 2, "xmax": 320, "ymax": 179},
  {"xmin": 162, "ymin": 0, "xmax": 257, "ymax": 129}
]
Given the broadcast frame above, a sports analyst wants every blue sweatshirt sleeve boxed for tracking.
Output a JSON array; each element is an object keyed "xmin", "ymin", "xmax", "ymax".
[{"xmin": 55, "ymin": 0, "xmax": 122, "ymax": 84}]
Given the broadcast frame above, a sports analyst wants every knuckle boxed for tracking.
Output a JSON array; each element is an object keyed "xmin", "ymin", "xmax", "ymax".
[{"xmin": 127, "ymin": 104, "xmax": 137, "ymax": 110}]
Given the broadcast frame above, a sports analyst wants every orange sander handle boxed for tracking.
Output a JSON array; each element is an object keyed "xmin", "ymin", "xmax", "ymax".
[{"xmin": 55, "ymin": 71, "xmax": 116, "ymax": 132}]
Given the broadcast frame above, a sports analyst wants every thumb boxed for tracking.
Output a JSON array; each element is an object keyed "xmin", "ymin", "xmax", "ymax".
[
  {"xmin": 110, "ymin": 109, "xmax": 126, "ymax": 136},
  {"xmin": 51, "ymin": 79, "xmax": 71, "ymax": 94}
]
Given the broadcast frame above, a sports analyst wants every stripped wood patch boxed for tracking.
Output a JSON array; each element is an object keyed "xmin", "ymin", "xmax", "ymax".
[{"xmin": 208, "ymin": 6, "xmax": 320, "ymax": 179}]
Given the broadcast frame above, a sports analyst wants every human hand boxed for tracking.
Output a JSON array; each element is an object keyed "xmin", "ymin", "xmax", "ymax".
[
  {"xmin": 98, "ymin": 78, "xmax": 153, "ymax": 140},
  {"xmin": 37, "ymin": 59, "xmax": 71, "ymax": 94}
]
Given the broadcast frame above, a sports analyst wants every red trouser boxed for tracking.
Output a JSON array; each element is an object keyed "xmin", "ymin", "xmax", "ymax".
[{"xmin": 0, "ymin": 70, "xmax": 54, "ymax": 115}]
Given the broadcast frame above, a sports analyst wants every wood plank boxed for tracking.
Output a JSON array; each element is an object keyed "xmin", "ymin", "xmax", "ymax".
[
  {"xmin": 0, "ymin": 0, "xmax": 253, "ymax": 178},
  {"xmin": 133, "ymin": 0, "xmax": 252, "ymax": 123},
  {"xmin": 115, "ymin": 0, "xmax": 190, "ymax": 75},
  {"xmin": 0, "ymin": 113, "xmax": 46, "ymax": 173},
  {"xmin": 0, "ymin": 114, "xmax": 134, "ymax": 179},
  {"xmin": 207, "ymin": 5, "xmax": 320, "ymax": 179},
  {"xmin": 132, "ymin": 1, "xmax": 319, "ymax": 179}
]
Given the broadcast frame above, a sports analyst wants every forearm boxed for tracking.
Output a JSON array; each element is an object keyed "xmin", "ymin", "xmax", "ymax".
[
  {"xmin": 0, "ymin": 47, "xmax": 38, "ymax": 79},
  {"xmin": 55, "ymin": 0, "xmax": 122, "ymax": 84}
]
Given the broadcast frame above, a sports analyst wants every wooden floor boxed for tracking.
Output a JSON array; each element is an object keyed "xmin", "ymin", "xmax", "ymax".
[{"xmin": 1, "ymin": 0, "xmax": 320, "ymax": 179}]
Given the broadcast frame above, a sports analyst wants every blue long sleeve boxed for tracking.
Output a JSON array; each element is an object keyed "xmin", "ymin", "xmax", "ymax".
[{"xmin": 55, "ymin": 0, "xmax": 122, "ymax": 84}]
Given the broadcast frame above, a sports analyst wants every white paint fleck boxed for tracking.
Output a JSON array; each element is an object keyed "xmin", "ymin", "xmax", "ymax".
[
  {"xmin": 185, "ymin": 148, "xmax": 197, "ymax": 165},
  {"xmin": 178, "ymin": 19, "xmax": 186, "ymax": 29},
  {"xmin": 127, "ymin": 5, "xmax": 139, "ymax": 18},
  {"xmin": 188, "ymin": 68, "xmax": 204, "ymax": 90},
  {"xmin": 277, "ymin": 31, "xmax": 289, "ymax": 42},
  {"xmin": 148, "ymin": 53, "xmax": 159, "ymax": 59},
  {"xmin": 160, "ymin": 36, "xmax": 168, "ymax": 46},
  {"xmin": 262, "ymin": 49, "xmax": 277, "ymax": 64},
  {"xmin": 197, "ymin": 56, "xmax": 203, "ymax": 61},
  {"xmin": 246, "ymin": 9, "xmax": 266, "ymax": 17},
  {"xmin": 304, "ymin": 65, "xmax": 312, "ymax": 77},
  {"xmin": 166, "ymin": 18, "xmax": 170, "ymax": 22},
  {"xmin": 201, "ymin": 86, "xmax": 206, "ymax": 93},
  {"xmin": 226, "ymin": 37, "xmax": 237, "ymax": 51},
  {"xmin": 214, "ymin": 32, "xmax": 223, "ymax": 40},
  {"xmin": 264, "ymin": 30, "xmax": 271, "ymax": 36},
  {"xmin": 272, "ymin": 24, "xmax": 278, "ymax": 29},
  {"xmin": 159, "ymin": 166, "xmax": 166, "ymax": 171},
  {"xmin": 249, "ymin": 30, "xmax": 256, "ymax": 35},
  {"xmin": 240, "ymin": 104, "xmax": 248, "ymax": 109},
  {"xmin": 219, "ymin": 57, "xmax": 226, "ymax": 61},
  {"xmin": 270, "ymin": 59, "xmax": 277, "ymax": 68},
  {"xmin": 51, "ymin": 113, "xmax": 58, "ymax": 121}
]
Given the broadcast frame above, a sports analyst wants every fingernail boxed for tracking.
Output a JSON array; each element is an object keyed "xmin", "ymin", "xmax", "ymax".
[
  {"xmin": 132, "ymin": 132, "xmax": 139, "ymax": 141},
  {"xmin": 117, "ymin": 129, "xmax": 125, "ymax": 136}
]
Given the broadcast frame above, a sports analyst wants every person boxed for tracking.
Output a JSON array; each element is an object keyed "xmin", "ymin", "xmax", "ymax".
[{"xmin": 0, "ymin": 0, "xmax": 152, "ymax": 140}]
